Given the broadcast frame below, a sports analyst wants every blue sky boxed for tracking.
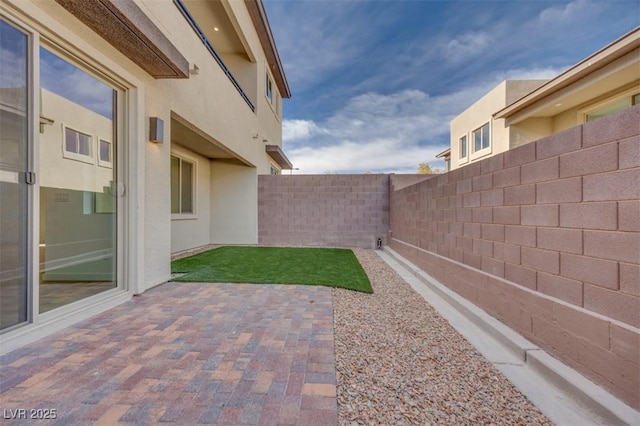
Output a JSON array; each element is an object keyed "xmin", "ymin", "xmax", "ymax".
[{"xmin": 263, "ymin": 0, "xmax": 639, "ymax": 174}]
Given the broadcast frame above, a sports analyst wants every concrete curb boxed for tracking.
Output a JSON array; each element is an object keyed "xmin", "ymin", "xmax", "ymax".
[{"xmin": 381, "ymin": 246, "xmax": 640, "ymax": 426}]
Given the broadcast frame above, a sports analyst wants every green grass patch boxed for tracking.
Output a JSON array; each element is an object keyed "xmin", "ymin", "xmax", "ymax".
[{"xmin": 171, "ymin": 246, "xmax": 373, "ymax": 293}]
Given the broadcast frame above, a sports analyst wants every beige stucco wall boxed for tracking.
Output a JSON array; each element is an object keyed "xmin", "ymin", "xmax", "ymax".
[
  {"xmin": 509, "ymin": 117, "xmax": 553, "ymax": 149},
  {"xmin": 39, "ymin": 90, "xmax": 114, "ymax": 193},
  {"xmin": 450, "ymin": 82, "xmax": 506, "ymax": 170},
  {"xmin": 2, "ymin": 0, "xmax": 285, "ymax": 290},
  {"xmin": 210, "ymin": 161, "xmax": 258, "ymax": 245},
  {"xmin": 450, "ymin": 80, "xmax": 548, "ymax": 170},
  {"xmin": 0, "ymin": 0, "xmax": 289, "ymax": 353},
  {"xmin": 141, "ymin": 0, "xmax": 283, "ymax": 173},
  {"xmin": 508, "ymin": 83, "xmax": 640, "ymax": 149}
]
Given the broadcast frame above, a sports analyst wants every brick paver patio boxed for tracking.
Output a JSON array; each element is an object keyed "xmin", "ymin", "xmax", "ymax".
[{"xmin": 0, "ymin": 283, "xmax": 337, "ymax": 425}]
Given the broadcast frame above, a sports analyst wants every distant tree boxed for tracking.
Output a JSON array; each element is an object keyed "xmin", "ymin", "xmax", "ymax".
[
  {"xmin": 417, "ymin": 162, "xmax": 433, "ymax": 174},
  {"xmin": 417, "ymin": 162, "xmax": 445, "ymax": 174}
]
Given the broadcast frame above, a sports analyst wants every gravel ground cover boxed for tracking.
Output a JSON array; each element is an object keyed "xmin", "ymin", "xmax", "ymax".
[{"xmin": 333, "ymin": 248, "xmax": 553, "ymax": 425}]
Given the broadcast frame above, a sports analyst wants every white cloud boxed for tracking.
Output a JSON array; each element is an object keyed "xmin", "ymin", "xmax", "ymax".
[
  {"xmin": 284, "ymin": 88, "xmax": 470, "ymax": 174},
  {"xmin": 282, "ymin": 119, "xmax": 322, "ymax": 143},
  {"xmin": 539, "ymin": 0, "xmax": 595, "ymax": 24},
  {"xmin": 288, "ymin": 137, "xmax": 446, "ymax": 175},
  {"xmin": 283, "ymin": 66, "xmax": 566, "ymax": 175},
  {"xmin": 443, "ymin": 32, "xmax": 491, "ymax": 63}
]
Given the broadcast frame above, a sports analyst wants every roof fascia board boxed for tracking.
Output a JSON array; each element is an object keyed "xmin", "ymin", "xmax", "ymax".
[
  {"xmin": 265, "ymin": 144, "xmax": 293, "ymax": 169},
  {"xmin": 503, "ymin": 48, "xmax": 640, "ymax": 126},
  {"xmin": 435, "ymin": 148, "xmax": 451, "ymax": 158},
  {"xmin": 244, "ymin": 0, "xmax": 291, "ymax": 98},
  {"xmin": 495, "ymin": 27, "xmax": 640, "ymax": 120}
]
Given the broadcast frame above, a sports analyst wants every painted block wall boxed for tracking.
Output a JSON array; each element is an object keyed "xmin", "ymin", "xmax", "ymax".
[
  {"xmin": 258, "ymin": 174, "xmax": 389, "ymax": 249},
  {"xmin": 389, "ymin": 105, "xmax": 640, "ymax": 408}
]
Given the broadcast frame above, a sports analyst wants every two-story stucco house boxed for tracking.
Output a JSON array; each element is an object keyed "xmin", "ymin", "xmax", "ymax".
[
  {"xmin": 449, "ymin": 27, "xmax": 639, "ymax": 170},
  {"xmin": 0, "ymin": 0, "xmax": 291, "ymax": 352}
]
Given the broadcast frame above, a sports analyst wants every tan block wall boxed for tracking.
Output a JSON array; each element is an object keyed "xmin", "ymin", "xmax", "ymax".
[
  {"xmin": 258, "ymin": 175, "xmax": 389, "ymax": 248},
  {"xmin": 389, "ymin": 105, "xmax": 640, "ymax": 408}
]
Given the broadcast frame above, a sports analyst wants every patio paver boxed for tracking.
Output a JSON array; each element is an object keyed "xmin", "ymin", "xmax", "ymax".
[{"xmin": 0, "ymin": 283, "xmax": 337, "ymax": 425}]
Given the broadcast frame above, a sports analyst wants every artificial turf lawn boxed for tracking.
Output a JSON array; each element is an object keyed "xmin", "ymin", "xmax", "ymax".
[{"xmin": 171, "ymin": 246, "xmax": 373, "ymax": 293}]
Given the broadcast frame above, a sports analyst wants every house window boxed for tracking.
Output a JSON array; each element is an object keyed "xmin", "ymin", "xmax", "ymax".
[
  {"xmin": 459, "ymin": 135, "xmax": 467, "ymax": 159},
  {"xmin": 63, "ymin": 125, "xmax": 93, "ymax": 163},
  {"xmin": 270, "ymin": 165, "xmax": 279, "ymax": 175},
  {"xmin": 585, "ymin": 92, "xmax": 640, "ymax": 122},
  {"xmin": 171, "ymin": 155, "xmax": 194, "ymax": 214},
  {"xmin": 473, "ymin": 123, "xmax": 490, "ymax": 152},
  {"xmin": 266, "ymin": 73, "xmax": 273, "ymax": 104},
  {"xmin": 98, "ymin": 139, "xmax": 112, "ymax": 167}
]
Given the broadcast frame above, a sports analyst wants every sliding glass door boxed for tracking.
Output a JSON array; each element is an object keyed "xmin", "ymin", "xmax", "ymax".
[
  {"xmin": 1, "ymin": 15, "xmax": 122, "ymax": 332},
  {"xmin": 38, "ymin": 47, "xmax": 118, "ymax": 313}
]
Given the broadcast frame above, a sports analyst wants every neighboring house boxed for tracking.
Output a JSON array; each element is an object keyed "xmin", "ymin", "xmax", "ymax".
[
  {"xmin": 435, "ymin": 147, "xmax": 451, "ymax": 172},
  {"xmin": 449, "ymin": 27, "xmax": 640, "ymax": 170},
  {"xmin": 0, "ymin": 0, "xmax": 291, "ymax": 351}
]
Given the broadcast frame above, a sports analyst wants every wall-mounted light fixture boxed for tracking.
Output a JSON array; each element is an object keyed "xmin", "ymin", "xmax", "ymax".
[
  {"xmin": 149, "ymin": 117, "xmax": 164, "ymax": 143},
  {"xmin": 262, "ymin": 138, "xmax": 269, "ymax": 144}
]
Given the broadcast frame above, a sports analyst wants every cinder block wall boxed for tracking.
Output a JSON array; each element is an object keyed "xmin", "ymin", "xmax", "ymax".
[
  {"xmin": 389, "ymin": 105, "xmax": 640, "ymax": 408},
  {"xmin": 258, "ymin": 174, "xmax": 389, "ymax": 248}
]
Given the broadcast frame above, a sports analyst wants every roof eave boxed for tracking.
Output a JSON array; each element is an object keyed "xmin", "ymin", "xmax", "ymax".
[
  {"xmin": 245, "ymin": 0, "xmax": 291, "ymax": 99},
  {"xmin": 266, "ymin": 144, "xmax": 293, "ymax": 169},
  {"xmin": 494, "ymin": 27, "xmax": 640, "ymax": 120},
  {"xmin": 435, "ymin": 148, "xmax": 451, "ymax": 158}
]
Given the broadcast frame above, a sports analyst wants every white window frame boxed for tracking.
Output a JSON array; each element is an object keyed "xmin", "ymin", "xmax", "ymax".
[
  {"xmin": 459, "ymin": 134, "xmax": 468, "ymax": 164},
  {"xmin": 265, "ymin": 70, "xmax": 282, "ymax": 119},
  {"xmin": 265, "ymin": 72, "xmax": 273, "ymax": 104},
  {"xmin": 470, "ymin": 122, "xmax": 491, "ymax": 160},
  {"xmin": 98, "ymin": 138, "xmax": 112, "ymax": 168},
  {"xmin": 579, "ymin": 87, "xmax": 640, "ymax": 123},
  {"xmin": 62, "ymin": 123, "xmax": 94, "ymax": 164},
  {"xmin": 170, "ymin": 153, "xmax": 197, "ymax": 219}
]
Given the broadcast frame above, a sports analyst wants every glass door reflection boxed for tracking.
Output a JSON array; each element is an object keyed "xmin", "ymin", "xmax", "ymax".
[
  {"xmin": 0, "ymin": 19, "xmax": 29, "ymax": 330},
  {"xmin": 38, "ymin": 48, "xmax": 117, "ymax": 313}
]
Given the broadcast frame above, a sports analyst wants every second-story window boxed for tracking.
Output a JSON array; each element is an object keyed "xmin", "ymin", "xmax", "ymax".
[
  {"xmin": 473, "ymin": 123, "xmax": 490, "ymax": 152},
  {"xmin": 459, "ymin": 135, "xmax": 467, "ymax": 159},
  {"xmin": 266, "ymin": 73, "xmax": 273, "ymax": 104}
]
